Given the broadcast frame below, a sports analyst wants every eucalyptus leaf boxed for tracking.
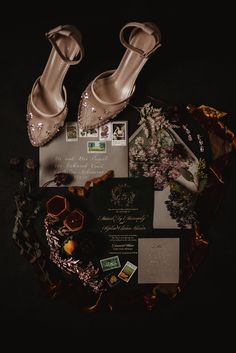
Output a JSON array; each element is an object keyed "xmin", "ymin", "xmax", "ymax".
[
  {"xmin": 30, "ymin": 256, "xmax": 37, "ymax": 264},
  {"xmin": 35, "ymin": 249, "xmax": 41, "ymax": 258},
  {"xmin": 34, "ymin": 242, "xmax": 40, "ymax": 249},
  {"xmin": 25, "ymin": 241, "xmax": 32, "ymax": 248},
  {"xmin": 198, "ymin": 178, "xmax": 208, "ymax": 193},
  {"xmin": 44, "ymin": 272, "xmax": 50, "ymax": 282},
  {"xmin": 180, "ymin": 168, "xmax": 194, "ymax": 182},
  {"xmin": 23, "ymin": 230, "xmax": 29, "ymax": 238}
]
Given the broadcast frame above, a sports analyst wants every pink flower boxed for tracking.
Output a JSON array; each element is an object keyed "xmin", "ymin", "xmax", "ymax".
[
  {"xmin": 135, "ymin": 136, "xmax": 145, "ymax": 145},
  {"xmin": 168, "ymin": 169, "xmax": 180, "ymax": 179}
]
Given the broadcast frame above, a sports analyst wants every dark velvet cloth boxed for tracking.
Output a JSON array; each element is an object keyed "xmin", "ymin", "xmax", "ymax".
[{"xmin": 0, "ymin": 3, "xmax": 235, "ymax": 336}]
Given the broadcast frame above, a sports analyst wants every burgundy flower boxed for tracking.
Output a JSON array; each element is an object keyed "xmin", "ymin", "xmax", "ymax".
[
  {"xmin": 54, "ymin": 173, "xmax": 70, "ymax": 186},
  {"xmin": 24, "ymin": 159, "xmax": 37, "ymax": 171},
  {"xmin": 9, "ymin": 156, "xmax": 24, "ymax": 171},
  {"xmin": 42, "ymin": 173, "xmax": 73, "ymax": 187}
]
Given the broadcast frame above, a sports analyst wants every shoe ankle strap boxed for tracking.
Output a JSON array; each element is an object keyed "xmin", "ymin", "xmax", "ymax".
[
  {"xmin": 46, "ymin": 25, "xmax": 84, "ymax": 65},
  {"xmin": 119, "ymin": 22, "xmax": 161, "ymax": 58}
]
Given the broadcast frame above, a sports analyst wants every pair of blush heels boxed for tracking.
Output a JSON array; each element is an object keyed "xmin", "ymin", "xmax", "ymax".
[{"xmin": 27, "ymin": 22, "xmax": 161, "ymax": 147}]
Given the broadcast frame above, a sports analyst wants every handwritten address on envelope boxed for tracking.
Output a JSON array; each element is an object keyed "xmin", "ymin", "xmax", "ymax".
[{"xmin": 39, "ymin": 124, "xmax": 128, "ymax": 187}]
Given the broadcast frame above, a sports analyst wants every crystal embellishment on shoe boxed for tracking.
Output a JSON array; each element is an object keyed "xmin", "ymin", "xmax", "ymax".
[
  {"xmin": 78, "ymin": 22, "xmax": 161, "ymax": 130},
  {"xmin": 27, "ymin": 25, "xmax": 84, "ymax": 147}
]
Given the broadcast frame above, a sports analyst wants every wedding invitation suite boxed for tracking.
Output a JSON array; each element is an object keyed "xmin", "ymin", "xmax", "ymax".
[
  {"xmin": 138, "ymin": 238, "xmax": 179, "ymax": 283},
  {"xmin": 89, "ymin": 178, "xmax": 154, "ymax": 256},
  {"xmin": 39, "ymin": 121, "xmax": 128, "ymax": 187}
]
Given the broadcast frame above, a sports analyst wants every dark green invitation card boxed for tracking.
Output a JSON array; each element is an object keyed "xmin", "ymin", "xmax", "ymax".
[{"xmin": 89, "ymin": 178, "xmax": 154, "ymax": 256}]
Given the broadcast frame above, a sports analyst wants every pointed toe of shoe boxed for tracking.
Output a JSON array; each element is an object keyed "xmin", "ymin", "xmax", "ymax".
[
  {"xmin": 78, "ymin": 83, "xmax": 111, "ymax": 129},
  {"xmin": 27, "ymin": 100, "xmax": 67, "ymax": 147},
  {"xmin": 78, "ymin": 83, "xmax": 129, "ymax": 130}
]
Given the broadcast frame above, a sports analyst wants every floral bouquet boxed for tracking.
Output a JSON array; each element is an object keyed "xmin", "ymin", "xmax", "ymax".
[
  {"xmin": 129, "ymin": 103, "xmax": 207, "ymax": 228},
  {"xmin": 129, "ymin": 103, "xmax": 193, "ymax": 191}
]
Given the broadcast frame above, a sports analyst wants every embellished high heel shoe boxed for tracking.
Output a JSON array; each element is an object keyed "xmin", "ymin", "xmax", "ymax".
[
  {"xmin": 78, "ymin": 22, "xmax": 161, "ymax": 129},
  {"xmin": 27, "ymin": 25, "xmax": 84, "ymax": 147}
]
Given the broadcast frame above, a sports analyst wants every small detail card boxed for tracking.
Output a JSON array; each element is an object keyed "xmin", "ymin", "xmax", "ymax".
[
  {"xmin": 138, "ymin": 238, "xmax": 179, "ymax": 283},
  {"xmin": 39, "ymin": 121, "xmax": 128, "ymax": 187}
]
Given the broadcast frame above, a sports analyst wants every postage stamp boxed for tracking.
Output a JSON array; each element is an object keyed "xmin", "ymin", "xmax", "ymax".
[
  {"xmin": 104, "ymin": 273, "xmax": 120, "ymax": 288},
  {"xmin": 66, "ymin": 122, "xmax": 78, "ymax": 141},
  {"xmin": 79, "ymin": 127, "xmax": 87, "ymax": 137},
  {"xmin": 99, "ymin": 123, "xmax": 112, "ymax": 141},
  {"xmin": 87, "ymin": 141, "xmax": 106, "ymax": 153},
  {"xmin": 112, "ymin": 122, "xmax": 127, "ymax": 146},
  {"xmin": 118, "ymin": 261, "xmax": 137, "ymax": 282},
  {"xmin": 87, "ymin": 128, "xmax": 99, "ymax": 137},
  {"xmin": 79, "ymin": 127, "xmax": 98, "ymax": 138},
  {"xmin": 100, "ymin": 255, "xmax": 121, "ymax": 272}
]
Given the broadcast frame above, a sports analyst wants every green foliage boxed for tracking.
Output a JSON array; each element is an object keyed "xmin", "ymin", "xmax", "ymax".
[
  {"xmin": 179, "ymin": 167, "xmax": 194, "ymax": 182},
  {"xmin": 12, "ymin": 177, "xmax": 53, "ymax": 286}
]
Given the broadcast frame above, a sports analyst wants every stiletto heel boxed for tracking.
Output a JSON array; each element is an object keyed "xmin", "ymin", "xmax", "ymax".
[
  {"xmin": 78, "ymin": 22, "xmax": 161, "ymax": 129},
  {"xmin": 27, "ymin": 25, "xmax": 84, "ymax": 146}
]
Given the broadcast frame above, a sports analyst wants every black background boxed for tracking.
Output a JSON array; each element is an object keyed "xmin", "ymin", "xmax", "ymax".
[{"xmin": 1, "ymin": 2, "xmax": 235, "ymax": 339}]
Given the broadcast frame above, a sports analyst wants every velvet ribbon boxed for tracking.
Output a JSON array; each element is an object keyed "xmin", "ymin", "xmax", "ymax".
[
  {"xmin": 68, "ymin": 170, "xmax": 114, "ymax": 197},
  {"xmin": 187, "ymin": 104, "xmax": 235, "ymax": 158}
]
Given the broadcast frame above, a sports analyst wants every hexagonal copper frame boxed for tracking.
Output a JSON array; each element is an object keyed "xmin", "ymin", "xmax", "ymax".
[
  {"xmin": 47, "ymin": 195, "xmax": 70, "ymax": 219},
  {"xmin": 64, "ymin": 209, "xmax": 85, "ymax": 232}
]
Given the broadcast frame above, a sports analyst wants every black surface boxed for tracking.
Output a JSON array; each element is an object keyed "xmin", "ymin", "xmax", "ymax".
[{"xmin": 1, "ymin": 3, "xmax": 235, "ymax": 336}]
